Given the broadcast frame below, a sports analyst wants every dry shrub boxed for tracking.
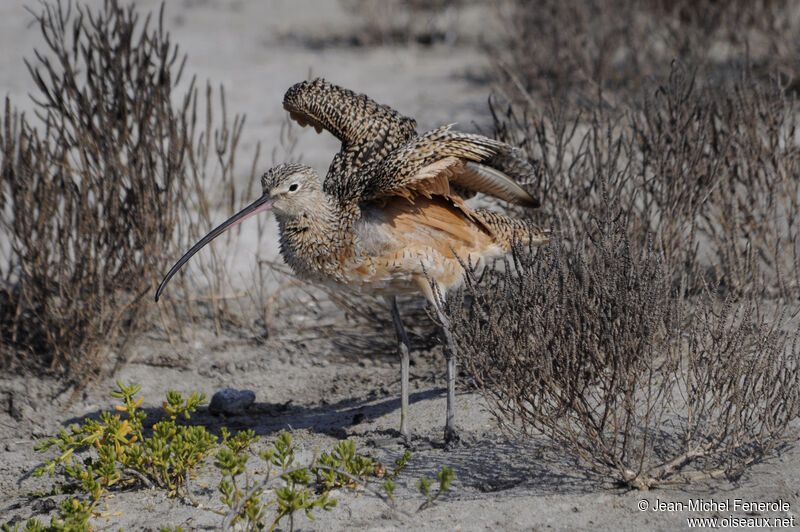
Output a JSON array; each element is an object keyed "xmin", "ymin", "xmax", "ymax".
[
  {"xmin": 449, "ymin": 219, "xmax": 800, "ymax": 488},
  {"xmin": 0, "ymin": 0, "xmax": 257, "ymax": 381},
  {"xmin": 494, "ymin": 0, "xmax": 800, "ymax": 109},
  {"xmin": 492, "ymin": 63, "xmax": 800, "ymax": 297},
  {"xmin": 339, "ymin": 0, "xmax": 468, "ymax": 46},
  {"xmin": 158, "ymin": 82, "xmax": 261, "ymax": 342},
  {"xmin": 446, "ymin": 0, "xmax": 800, "ymax": 487}
]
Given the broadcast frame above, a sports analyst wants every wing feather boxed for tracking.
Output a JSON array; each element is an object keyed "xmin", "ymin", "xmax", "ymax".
[
  {"xmin": 283, "ymin": 78, "xmax": 416, "ymax": 163},
  {"xmin": 363, "ymin": 127, "xmax": 540, "ymax": 207},
  {"xmin": 282, "ymin": 79, "xmax": 541, "ymax": 209},
  {"xmin": 457, "ymin": 162, "xmax": 540, "ymax": 207}
]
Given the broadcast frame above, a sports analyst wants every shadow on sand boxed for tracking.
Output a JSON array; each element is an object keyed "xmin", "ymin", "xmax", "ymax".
[{"xmin": 56, "ymin": 387, "xmax": 603, "ymax": 498}]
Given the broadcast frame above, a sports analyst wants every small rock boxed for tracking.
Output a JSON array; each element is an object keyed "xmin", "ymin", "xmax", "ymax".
[{"xmin": 209, "ymin": 388, "xmax": 255, "ymax": 415}]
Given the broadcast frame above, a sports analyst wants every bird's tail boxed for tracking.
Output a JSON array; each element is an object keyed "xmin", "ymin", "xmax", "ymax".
[{"xmin": 472, "ymin": 209, "xmax": 549, "ymax": 250}]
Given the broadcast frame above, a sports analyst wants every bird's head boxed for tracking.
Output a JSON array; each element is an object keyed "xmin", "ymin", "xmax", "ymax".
[
  {"xmin": 154, "ymin": 162, "xmax": 321, "ymax": 301},
  {"xmin": 260, "ymin": 162, "xmax": 322, "ymax": 219}
]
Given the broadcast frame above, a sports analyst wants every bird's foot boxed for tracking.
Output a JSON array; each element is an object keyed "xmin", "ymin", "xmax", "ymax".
[{"xmin": 443, "ymin": 425, "xmax": 463, "ymax": 451}]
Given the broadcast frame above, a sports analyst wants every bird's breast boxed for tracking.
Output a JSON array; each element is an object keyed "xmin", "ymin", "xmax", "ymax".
[{"xmin": 276, "ymin": 196, "xmax": 507, "ymax": 298}]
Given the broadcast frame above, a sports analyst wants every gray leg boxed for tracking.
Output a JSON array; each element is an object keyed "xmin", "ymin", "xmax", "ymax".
[
  {"xmin": 387, "ymin": 296, "xmax": 411, "ymax": 441},
  {"xmin": 433, "ymin": 304, "xmax": 460, "ymax": 447}
]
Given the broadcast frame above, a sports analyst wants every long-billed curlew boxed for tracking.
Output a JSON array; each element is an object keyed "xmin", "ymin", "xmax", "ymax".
[{"xmin": 155, "ymin": 78, "xmax": 547, "ymax": 446}]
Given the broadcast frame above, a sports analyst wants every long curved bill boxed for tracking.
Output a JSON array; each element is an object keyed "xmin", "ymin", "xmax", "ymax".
[{"xmin": 155, "ymin": 194, "xmax": 274, "ymax": 301}]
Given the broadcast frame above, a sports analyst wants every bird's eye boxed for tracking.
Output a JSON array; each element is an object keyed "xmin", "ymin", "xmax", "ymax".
[{"xmin": 288, "ymin": 183, "xmax": 299, "ymax": 192}]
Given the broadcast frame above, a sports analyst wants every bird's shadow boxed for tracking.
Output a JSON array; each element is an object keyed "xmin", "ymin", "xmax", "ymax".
[
  {"xmin": 211, "ymin": 387, "xmax": 445, "ymax": 440},
  {"xmin": 47, "ymin": 387, "xmax": 605, "ymax": 497},
  {"xmin": 57, "ymin": 387, "xmax": 443, "ymax": 441}
]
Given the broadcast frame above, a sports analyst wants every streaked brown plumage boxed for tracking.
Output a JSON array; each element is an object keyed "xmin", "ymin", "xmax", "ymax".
[{"xmin": 156, "ymin": 78, "xmax": 547, "ymax": 446}]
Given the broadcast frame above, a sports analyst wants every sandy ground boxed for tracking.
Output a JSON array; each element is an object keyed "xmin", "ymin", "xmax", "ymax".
[{"xmin": 1, "ymin": 1, "xmax": 799, "ymax": 530}]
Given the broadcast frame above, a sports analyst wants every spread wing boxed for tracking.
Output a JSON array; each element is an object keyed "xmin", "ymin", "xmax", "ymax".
[
  {"xmin": 284, "ymin": 79, "xmax": 539, "ymax": 209},
  {"xmin": 283, "ymin": 78, "xmax": 418, "ymax": 190},
  {"xmin": 362, "ymin": 125, "xmax": 540, "ymax": 208}
]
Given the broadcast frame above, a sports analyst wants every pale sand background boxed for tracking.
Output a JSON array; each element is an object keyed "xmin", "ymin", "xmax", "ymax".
[{"xmin": 1, "ymin": 1, "xmax": 798, "ymax": 530}]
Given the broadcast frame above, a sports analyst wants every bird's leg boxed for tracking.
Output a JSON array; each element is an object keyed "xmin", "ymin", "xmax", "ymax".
[
  {"xmin": 387, "ymin": 296, "xmax": 411, "ymax": 442},
  {"xmin": 434, "ymin": 303, "xmax": 461, "ymax": 447},
  {"xmin": 417, "ymin": 277, "xmax": 462, "ymax": 448}
]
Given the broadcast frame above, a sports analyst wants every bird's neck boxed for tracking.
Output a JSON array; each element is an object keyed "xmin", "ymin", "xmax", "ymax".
[{"xmin": 275, "ymin": 194, "xmax": 356, "ymax": 280}]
